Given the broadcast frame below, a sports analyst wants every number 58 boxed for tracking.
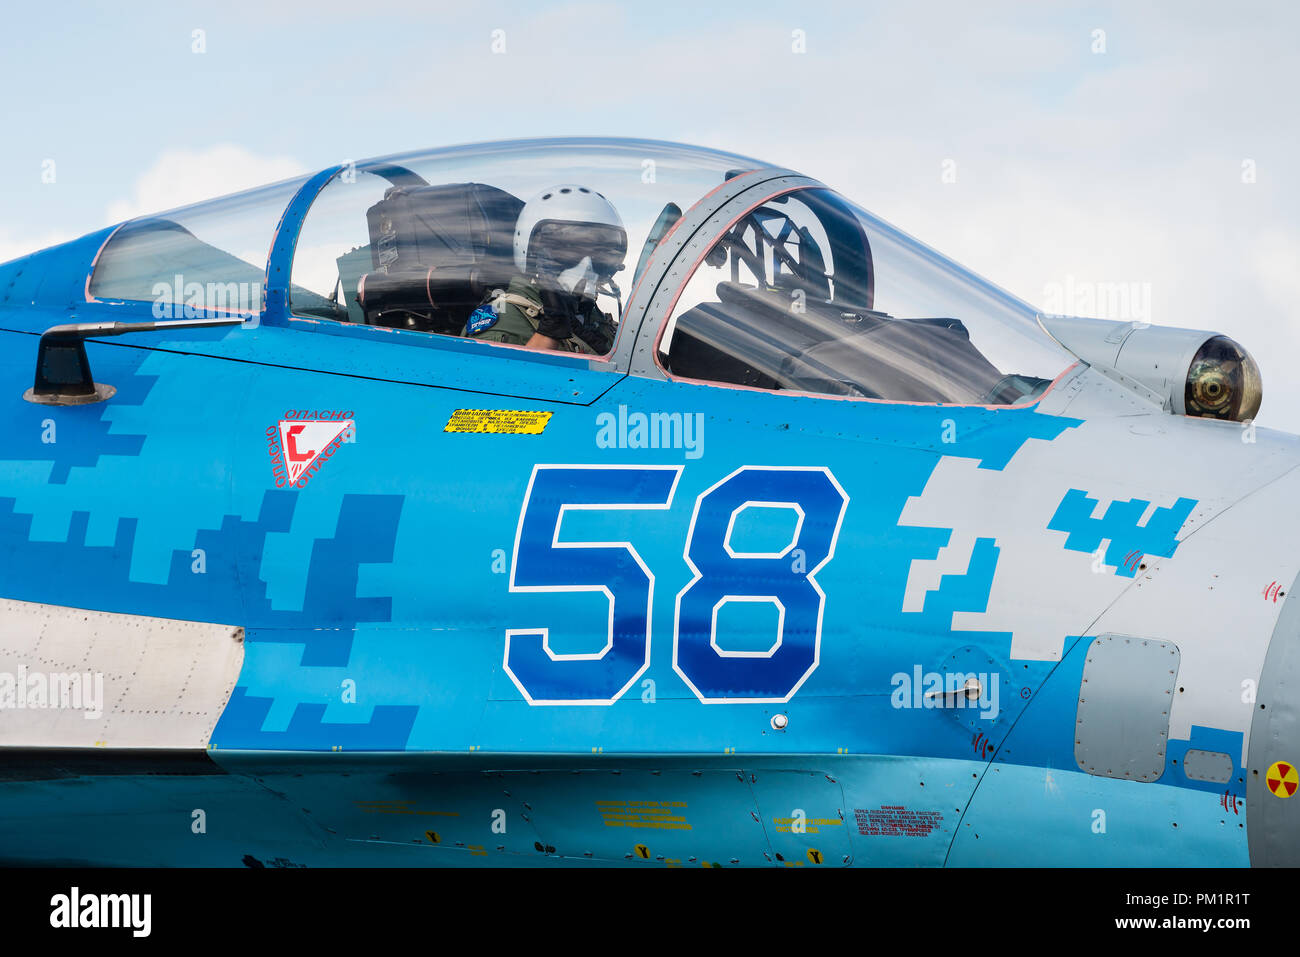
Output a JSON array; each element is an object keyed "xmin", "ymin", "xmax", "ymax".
[{"xmin": 503, "ymin": 465, "xmax": 848, "ymax": 705}]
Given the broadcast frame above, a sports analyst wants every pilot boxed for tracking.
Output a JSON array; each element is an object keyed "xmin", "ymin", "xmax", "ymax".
[{"xmin": 462, "ymin": 185, "xmax": 627, "ymax": 354}]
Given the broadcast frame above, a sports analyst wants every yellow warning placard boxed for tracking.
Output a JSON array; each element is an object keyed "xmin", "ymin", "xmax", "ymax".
[
  {"xmin": 444, "ymin": 409, "xmax": 553, "ymax": 434},
  {"xmin": 1268, "ymin": 760, "xmax": 1298, "ymax": 798},
  {"xmin": 597, "ymin": 800, "xmax": 691, "ymax": 831}
]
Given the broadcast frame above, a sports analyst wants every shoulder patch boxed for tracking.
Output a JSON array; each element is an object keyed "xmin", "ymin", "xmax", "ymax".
[{"xmin": 466, "ymin": 304, "xmax": 499, "ymax": 335}]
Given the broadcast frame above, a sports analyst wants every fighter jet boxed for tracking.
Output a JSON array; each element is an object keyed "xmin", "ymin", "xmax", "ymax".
[{"xmin": 0, "ymin": 137, "xmax": 1290, "ymax": 867}]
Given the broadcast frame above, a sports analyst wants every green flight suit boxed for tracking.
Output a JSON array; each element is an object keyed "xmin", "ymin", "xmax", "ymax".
[{"xmin": 464, "ymin": 276, "xmax": 614, "ymax": 355}]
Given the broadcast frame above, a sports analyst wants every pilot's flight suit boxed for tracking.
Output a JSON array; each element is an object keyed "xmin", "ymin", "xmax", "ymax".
[{"xmin": 462, "ymin": 276, "xmax": 615, "ymax": 355}]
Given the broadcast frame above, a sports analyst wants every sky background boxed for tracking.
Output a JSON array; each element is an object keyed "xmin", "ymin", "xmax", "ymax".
[{"xmin": 2, "ymin": 0, "xmax": 1297, "ymax": 423}]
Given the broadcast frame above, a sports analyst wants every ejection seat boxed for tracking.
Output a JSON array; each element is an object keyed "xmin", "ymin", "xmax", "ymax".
[{"xmin": 354, "ymin": 182, "xmax": 524, "ymax": 336}]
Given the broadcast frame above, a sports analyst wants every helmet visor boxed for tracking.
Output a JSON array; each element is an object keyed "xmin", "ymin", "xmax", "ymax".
[{"xmin": 529, "ymin": 221, "xmax": 628, "ymax": 277}]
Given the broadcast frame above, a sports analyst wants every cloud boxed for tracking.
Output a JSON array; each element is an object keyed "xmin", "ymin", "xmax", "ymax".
[
  {"xmin": 104, "ymin": 145, "xmax": 308, "ymax": 225},
  {"xmin": 0, "ymin": 229, "xmax": 78, "ymax": 266}
]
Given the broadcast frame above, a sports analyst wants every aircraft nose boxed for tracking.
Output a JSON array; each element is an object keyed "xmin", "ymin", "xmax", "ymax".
[{"xmin": 1247, "ymin": 569, "xmax": 1300, "ymax": 865}]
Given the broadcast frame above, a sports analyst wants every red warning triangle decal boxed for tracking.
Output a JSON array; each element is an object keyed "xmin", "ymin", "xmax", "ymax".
[{"xmin": 278, "ymin": 420, "xmax": 352, "ymax": 484}]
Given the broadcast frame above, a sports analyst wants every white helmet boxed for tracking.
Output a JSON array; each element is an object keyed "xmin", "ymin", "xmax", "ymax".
[{"xmin": 513, "ymin": 184, "xmax": 627, "ymax": 278}]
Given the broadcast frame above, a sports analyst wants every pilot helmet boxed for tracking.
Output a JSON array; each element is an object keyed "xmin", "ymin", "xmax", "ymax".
[{"xmin": 513, "ymin": 185, "xmax": 627, "ymax": 283}]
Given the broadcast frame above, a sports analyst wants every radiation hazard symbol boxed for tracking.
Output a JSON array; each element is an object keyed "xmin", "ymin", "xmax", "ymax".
[
  {"xmin": 1267, "ymin": 761, "xmax": 1299, "ymax": 798},
  {"xmin": 634, "ymin": 844, "xmax": 650, "ymax": 859}
]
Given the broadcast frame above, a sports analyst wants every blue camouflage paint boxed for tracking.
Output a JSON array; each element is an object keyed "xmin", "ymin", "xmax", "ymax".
[
  {"xmin": 211, "ymin": 369, "xmax": 1083, "ymax": 756},
  {"xmin": 0, "ymin": 146, "xmax": 1257, "ymax": 867},
  {"xmin": 1047, "ymin": 488, "xmax": 1198, "ymax": 576}
]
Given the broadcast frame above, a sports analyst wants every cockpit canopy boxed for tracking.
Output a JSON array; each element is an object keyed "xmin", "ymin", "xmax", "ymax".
[
  {"xmin": 659, "ymin": 186, "xmax": 1065, "ymax": 404},
  {"xmin": 85, "ymin": 138, "xmax": 1073, "ymax": 405}
]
